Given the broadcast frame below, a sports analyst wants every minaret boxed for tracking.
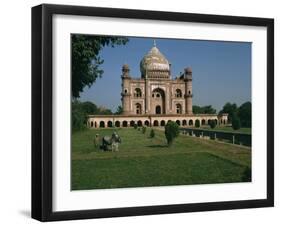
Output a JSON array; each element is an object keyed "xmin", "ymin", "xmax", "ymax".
[
  {"xmin": 121, "ymin": 64, "xmax": 131, "ymax": 115},
  {"xmin": 145, "ymin": 67, "xmax": 149, "ymax": 114},
  {"xmin": 184, "ymin": 67, "xmax": 193, "ymax": 115}
]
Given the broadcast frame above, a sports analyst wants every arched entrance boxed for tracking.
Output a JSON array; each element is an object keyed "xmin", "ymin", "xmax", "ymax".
[
  {"xmin": 156, "ymin": 105, "xmax": 161, "ymax": 114},
  {"xmin": 137, "ymin": 120, "xmax": 142, "ymax": 126},
  {"xmin": 115, "ymin": 121, "xmax": 120, "ymax": 127},
  {"xmin": 144, "ymin": 120, "xmax": 150, "ymax": 126},
  {"xmin": 107, "ymin": 121, "xmax": 113, "ymax": 127},
  {"xmin": 152, "ymin": 88, "xmax": 165, "ymax": 114},
  {"xmin": 153, "ymin": 120, "xmax": 159, "ymax": 126},
  {"xmin": 130, "ymin": 120, "xmax": 135, "ymax": 127},
  {"xmin": 122, "ymin": 121, "xmax": 128, "ymax": 127},
  {"xmin": 100, "ymin": 121, "xmax": 105, "ymax": 128}
]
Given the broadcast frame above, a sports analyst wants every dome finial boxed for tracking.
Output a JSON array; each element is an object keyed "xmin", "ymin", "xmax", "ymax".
[{"xmin": 153, "ymin": 39, "xmax": 156, "ymax": 47}]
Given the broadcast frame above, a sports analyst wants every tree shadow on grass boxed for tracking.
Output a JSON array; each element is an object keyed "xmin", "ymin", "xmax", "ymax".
[{"xmin": 146, "ymin": 144, "xmax": 168, "ymax": 148}]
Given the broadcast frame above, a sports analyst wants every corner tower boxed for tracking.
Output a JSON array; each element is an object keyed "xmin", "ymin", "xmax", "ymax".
[
  {"xmin": 184, "ymin": 67, "xmax": 193, "ymax": 115},
  {"xmin": 121, "ymin": 64, "xmax": 131, "ymax": 115}
]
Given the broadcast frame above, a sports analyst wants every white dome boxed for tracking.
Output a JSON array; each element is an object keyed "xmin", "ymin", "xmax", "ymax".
[{"xmin": 140, "ymin": 45, "xmax": 170, "ymax": 78}]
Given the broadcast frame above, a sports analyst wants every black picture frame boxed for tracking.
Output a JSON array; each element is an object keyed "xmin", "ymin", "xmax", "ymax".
[{"xmin": 32, "ymin": 4, "xmax": 274, "ymax": 222}]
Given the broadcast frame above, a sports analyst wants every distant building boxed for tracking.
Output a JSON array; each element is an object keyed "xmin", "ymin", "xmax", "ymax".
[{"xmin": 88, "ymin": 42, "xmax": 228, "ymax": 128}]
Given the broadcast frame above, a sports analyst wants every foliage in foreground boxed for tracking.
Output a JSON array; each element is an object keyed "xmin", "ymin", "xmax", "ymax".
[
  {"xmin": 71, "ymin": 35, "xmax": 128, "ymax": 98},
  {"xmin": 72, "ymin": 106, "xmax": 87, "ymax": 131},
  {"xmin": 164, "ymin": 121, "xmax": 180, "ymax": 146},
  {"xmin": 72, "ymin": 100, "xmax": 112, "ymax": 131},
  {"xmin": 238, "ymin": 102, "xmax": 252, "ymax": 128},
  {"xmin": 220, "ymin": 101, "xmax": 251, "ymax": 128}
]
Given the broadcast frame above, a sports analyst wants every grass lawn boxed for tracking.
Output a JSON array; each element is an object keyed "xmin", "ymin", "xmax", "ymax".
[
  {"xmin": 72, "ymin": 127, "xmax": 251, "ymax": 190},
  {"xmin": 199, "ymin": 126, "xmax": 251, "ymax": 134}
]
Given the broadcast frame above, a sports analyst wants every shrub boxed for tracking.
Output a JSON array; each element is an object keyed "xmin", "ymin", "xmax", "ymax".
[
  {"xmin": 164, "ymin": 121, "xmax": 179, "ymax": 146},
  {"xmin": 72, "ymin": 102, "xmax": 87, "ymax": 132},
  {"xmin": 195, "ymin": 119, "xmax": 200, "ymax": 128},
  {"xmin": 232, "ymin": 115, "xmax": 241, "ymax": 130},
  {"xmin": 142, "ymin": 126, "xmax": 146, "ymax": 134},
  {"xmin": 134, "ymin": 124, "xmax": 137, "ymax": 129},
  {"xmin": 209, "ymin": 120, "xmax": 216, "ymax": 129},
  {"xmin": 150, "ymin": 129, "xmax": 155, "ymax": 138},
  {"xmin": 238, "ymin": 101, "xmax": 251, "ymax": 128},
  {"xmin": 72, "ymin": 108, "xmax": 86, "ymax": 132}
]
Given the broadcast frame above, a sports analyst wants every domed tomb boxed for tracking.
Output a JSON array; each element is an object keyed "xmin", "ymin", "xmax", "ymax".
[{"xmin": 140, "ymin": 42, "xmax": 170, "ymax": 79}]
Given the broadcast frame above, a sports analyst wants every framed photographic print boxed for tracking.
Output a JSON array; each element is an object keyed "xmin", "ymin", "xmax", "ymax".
[{"xmin": 32, "ymin": 4, "xmax": 274, "ymax": 221}]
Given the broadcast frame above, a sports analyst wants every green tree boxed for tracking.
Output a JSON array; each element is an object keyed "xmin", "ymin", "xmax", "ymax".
[
  {"xmin": 71, "ymin": 35, "xmax": 128, "ymax": 98},
  {"xmin": 193, "ymin": 105, "xmax": 203, "ymax": 114},
  {"xmin": 115, "ymin": 105, "xmax": 123, "ymax": 115},
  {"xmin": 71, "ymin": 100, "xmax": 113, "ymax": 131},
  {"xmin": 238, "ymin": 101, "xmax": 251, "ymax": 128},
  {"xmin": 232, "ymin": 114, "xmax": 241, "ymax": 130},
  {"xmin": 164, "ymin": 121, "xmax": 180, "ymax": 146},
  {"xmin": 219, "ymin": 102, "xmax": 238, "ymax": 123},
  {"xmin": 193, "ymin": 105, "xmax": 216, "ymax": 114},
  {"xmin": 72, "ymin": 101, "xmax": 87, "ymax": 131},
  {"xmin": 195, "ymin": 119, "xmax": 200, "ymax": 128},
  {"xmin": 209, "ymin": 120, "xmax": 216, "ymax": 129},
  {"xmin": 80, "ymin": 101, "xmax": 98, "ymax": 114},
  {"xmin": 96, "ymin": 106, "xmax": 113, "ymax": 115},
  {"xmin": 134, "ymin": 124, "xmax": 138, "ymax": 129},
  {"xmin": 202, "ymin": 105, "xmax": 216, "ymax": 114},
  {"xmin": 150, "ymin": 129, "xmax": 155, "ymax": 138}
]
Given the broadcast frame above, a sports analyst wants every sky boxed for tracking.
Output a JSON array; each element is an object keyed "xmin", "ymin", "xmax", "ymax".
[{"xmin": 79, "ymin": 36, "xmax": 251, "ymax": 113}]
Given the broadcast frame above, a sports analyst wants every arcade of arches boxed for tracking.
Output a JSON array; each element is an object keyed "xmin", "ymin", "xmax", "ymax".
[{"xmin": 88, "ymin": 114, "xmax": 228, "ymax": 128}]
